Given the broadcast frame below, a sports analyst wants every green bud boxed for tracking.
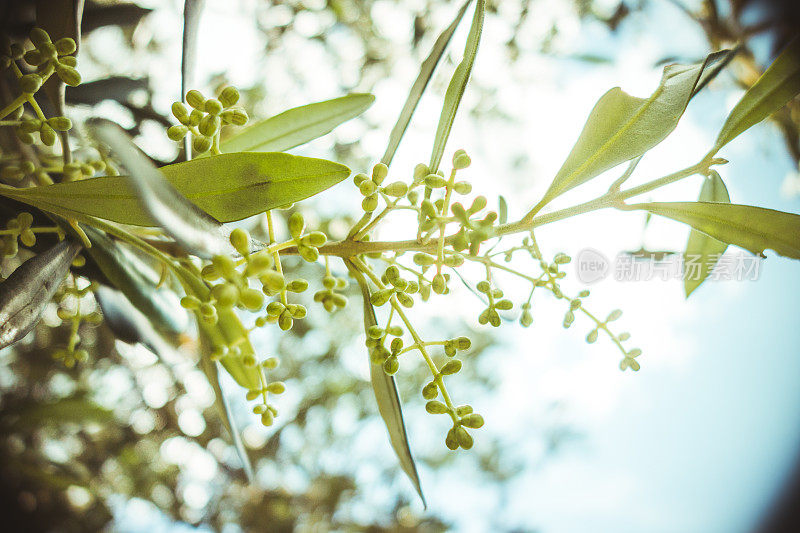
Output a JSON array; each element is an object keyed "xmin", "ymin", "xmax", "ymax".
[
  {"xmin": 19, "ymin": 229, "xmax": 36, "ymax": 247},
  {"xmin": 455, "ymin": 405, "xmax": 473, "ymax": 417},
  {"xmin": 229, "ymin": 227, "xmax": 250, "ymax": 255},
  {"xmin": 383, "ymin": 356, "xmax": 399, "ymax": 375},
  {"xmin": 39, "ymin": 124, "xmax": 56, "ymax": 146},
  {"xmin": 607, "ymin": 309, "xmax": 622, "ymax": 321},
  {"xmin": 261, "ymin": 410, "xmax": 274, "ymax": 426},
  {"xmin": 172, "ymin": 102, "xmax": 189, "ymax": 119},
  {"xmin": 554, "ymin": 253, "xmax": 571, "ymax": 264},
  {"xmin": 56, "ymin": 65, "xmax": 81, "ymax": 86},
  {"xmin": 407, "ymin": 190, "xmax": 419, "ymax": 204},
  {"xmin": 424, "ymin": 174, "xmax": 447, "ymax": 188},
  {"xmin": 262, "ymin": 357, "xmax": 279, "ymax": 369},
  {"xmin": 220, "ymin": 108, "xmax": 248, "ymax": 125},
  {"xmin": 266, "ymin": 301, "xmax": 285, "ymax": 316},
  {"xmin": 186, "ymin": 89, "xmax": 205, "ymax": 109},
  {"xmin": 586, "ymin": 329, "xmax": 599, "ymax": 343},
  {"xmin": 362, "ymin": 194, "xmax": 379, "ymax": 212},
  {"xmin": 455, "ymin": 337, "xmax": 471, "ymax": 350},
  {"xmin": 420, "ymin": 199, "xmax": 436, "ymax": 219},
  {"xmin": 204, "ymin": 98, "xmax": 223, "ymax": 115},
  {"xmin": 240, "ymin": 288, "xmax": 265, "ymax": 310},
  {"xmin": 260, "ymin": 270, "xmax": 285, "ymax": 293},
  {"xmin": 288, "ymin": 212, "xmax": 305, "ymax": 238},
  {"xmin": 54, "ymin": 37, "xmax": 77, "ymax": 56},
  {"xmin": 422, "ymin": 382, "xmax": 438, "ymax": 400},
  {"xmin": 443, "ymin": 253, "xmax": 464, "ymax": 267},
  {"xmin": 286, "ymin": 279, "xmax": 309, "ymax": 293},
  {"xmin": 358, "ymin": 179, "xmax": 377, "ymax": 196},
  {"xmin": 23, "ymin": 50, "xmax": 44, "ymax": 66},
  {"xmin": 413, "ymin": 163, "xmax": 429, "ymax": 181},
  {"xmin": 382, "ymin": 181, "xmax": 408, "ymax": 197},
  {"xmin": 46, "ymin": 116, "xmax": 72, "ymax": 131},
  {"xmin": 211, "ymin": 283, "xmax": 239, "ymax": 308},
  {"xmin": 469, "ymin": 196, "xmax": 487, "ymax": 214},
  {"xmin": 367, "ymin": 325, "xmax": 384, "ymax": 339},
  {"xmin": 188, "ymin": 109, "xmax": 203, "ymax": 126},
  {"xmin": 331, "ymin": 293, "xmax": 348, "ymax": 308},
  {"xmin": 619, "ymin": 332, "xmax": 631, "ymax": 341},
  {"xmin": 444, "ymin": 342, "xmax": 456, "ymax": 357},
  {"xmin": 372, "ymin": 163, "xmax": 389, "ymax": 184},
  {"xmin": 432, "ymin": 273, "xmax": 446, "ymax": 295},
  {"xmin": 198, "ymin": 114, "xmax": 221, "ymax": 136},
  {"xmin": 440, "ymin": 360, "xmax": 462, "ymax": 375},
  {"xmin": 370, "ymin": 288, "xmax": 394, "ymax": 307},
  {"xmin": 30, "ymin": 28, "xmax": 51, "ymax": 47},
  {"xmin": 192, "ymin": 134, "xmax": 212, "ymax": 153},
  {"xmin": 495, "ymin": 299, "xmax": 513, "ymax": 311},
  {"xmin": 58, "ymin": 55, "xmax": 77, "ymax": 67},
  {"xmin": 278, "ymin": 311, "xmax": 293, "ymax": 331},
  {"xmin": 396, "ymin": 292, "xmax": 414, "ymax": 308},
  {"xmin": 390, "ymin": 337, "xmax": 403, "ymax": 353},
  {"xmin": 302, "ymin": 231, "xmax": 326, "ymax": 247},
  {"xmin": 460, "ymin": 414, "xmax": 484, "ymax": 429},
  {"xmin": 456, "ymin": 426, "xmax": 473, "ymax": 449},
  {"xmin": 628, "ymin": 348, "xmax": 642, "ymax": 358},
  {"xmin": 452, "ymin": 149, "xmax": 471, "ymax": 169},
  {"xmin": 167, "ymin": 123, "xmax": 189, "ymax": 141},
  {"xmin": 353, "ymin": 173, "xmax": 368, "ymax": 186},
  {"xmin": 20, "ymin": 74, "xmax": 43, "ymax": 94},
  {"xmin": 246, "ymin": 389, "xmax": 260, "ymax": 401},
  {"xmin": 298, "ymin": 244, "xmax": 319, "ymax": 262},
  {"xmin": 266, "ymin": 381, "xmax": 286, "ymax": 394},
  {"xmin": 246, "ymin": 251, "xmax": 273, "ymax": 275},
  {"xmin": 453, "ymin": 181, "xmax": 472, "ymax": 194},
  {"xmin": 218, "ymin": 86, "xmax": 240, "ymax": 107},
  {"xmin": 445, "ymin": 427, "xmax": 459, "ymax": 450},
  {"xmin": 425, "ymin": 401, "xmax": 449, "ymax": 414},
  {"xmin": 413, "ymin": 253, "xmax": 435, "ymax": 266}
]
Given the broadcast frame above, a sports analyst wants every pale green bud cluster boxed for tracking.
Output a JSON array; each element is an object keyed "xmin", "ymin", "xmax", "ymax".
[
  {"xmin": 450, "ymin": 196, "xmax": 497, "ymax": 255},
  {"xmin": 475, "ymin": 280, "xmax": 512, "ymax": 327},
  {"xmin": 370, "ymin": 265, "xmax": 418, "ymax": 308},
  {"xmin": 287, "ymin": 212, "xmax": 327, "ymax": 262},
  {"xmin": 1, "ymin": 212, "xmax": 38, "ymax": 257},
  {"xmin": 50, "ymin": 282, "xmax": 101, "ymax": 368},
  {"xmin": 365, "ymin": 321, "xmax": 405, "ymax": 374},
  {"xmin": 353, "ymin": 163, "xmax": 400, "ymax": 213},
  {"xmin": 169, "ymin": 86, "xmax": 248, "ymax": 153},
  {"xmin": 4, "ymin": 28, "xmax": 82, "ymax": 88},
  {"xmin": 15, "ymin": 116, "xmax": 72, "ymax": 146},
  {"xmin": 313, "ymin": 274, "xmax": 348, "ymax": 312},
  {"xmin": 0, "ymin": 160, "xmax": 51, "ymax": 185}
]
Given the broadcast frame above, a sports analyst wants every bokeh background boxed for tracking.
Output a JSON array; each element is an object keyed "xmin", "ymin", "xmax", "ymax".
[{"xmin": 1, "ymin": 0, "xmax": 800, "ymax": 531}]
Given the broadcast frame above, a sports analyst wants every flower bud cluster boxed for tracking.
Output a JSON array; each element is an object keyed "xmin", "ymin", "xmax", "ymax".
[
  {"xmin": 169, "ymin": 86, "xmax": 248, "ymax": 154},
  {"xmin": 4, "ymin": 28, "xmax": 81, "ymax": 88},
  {"xmin": 353, "ymin": 163, "xmax": 407, "ymax": 213},
  {"xmin": 2, "ymin": 212, "xmax": 38, "ymax": 257},
  {"xmin": 475, "ymin": 280, "xmax": 512, "ymax": 327},
  {"xmin": 16, "ymin": 116, "xmax": 72, "ymax": 146},
  {"xmin": 369, "ymin": 265, "xmax": 418, "ymax": 309},
  {"xmin": 287, "ymin": 212, "xmax": 326, "ymax": 262},
  {"xmin": 313, "ymin": 273, "xmax": 348, "ymax": 312}
]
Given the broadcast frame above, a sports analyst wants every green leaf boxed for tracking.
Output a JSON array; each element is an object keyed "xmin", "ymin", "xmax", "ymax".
[
  {"xmin": 711, "ymin": 37, "xmax": 800, "ymax": 154},
  {"xmin": 381, "ymin": 0, "xmax": 472, "ymax": 167},
  {"xmin": 2, "ymin": 151, "xmax": 349, "ymax": 227},
  {"xmin": 84, "ymin": 226, "xmax": 188, "ymax": 335},
  {"xmin": 626, "ymin": 201, "xmax": 800, "ymax": 259},
  {"xmin": 538, "ymin": 51, "xmax": 733, "ymax": 209},
  {"xmin": 0, "ymin": 239, "xmax": 81, "ymax": 350},
  {"xmin": 198, "ymin": 337, "xmax": 254, "ymax": 482},
  {"xmin": 683, "ymin": 171, "xmax": 730, "ymax": 297},
  {"xmin": 221, "ymin": 93, "xmax": 375, "ymax": 153},
  {"xmin": 88, "ymin": 119, "xmax": 233, "ymax": 259},
  {"xmin": 428, "ymin": 0, "xmax": 484, "ymax": 174},
  {"xmin": 345, "ymin": 259, "xmax": 425, "ymax": 507}
]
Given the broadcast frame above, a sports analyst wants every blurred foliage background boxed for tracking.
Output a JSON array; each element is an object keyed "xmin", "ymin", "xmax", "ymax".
[{"xmin": 0, "ymin": 0, "xmax": 798, "ymax": 531}]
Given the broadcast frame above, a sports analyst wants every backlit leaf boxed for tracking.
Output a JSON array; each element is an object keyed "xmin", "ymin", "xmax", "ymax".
[
  {"xmin": 88, "ymin": 119, "xmax": 231, "ymax": 259},
  {"xmin": 683, "ymin": 171, "xmax": 730, "ymax": 297},
  {"xmin": 711, "ymin": 37, "xmax": 800, "ymax": 153},
  {"xmin": 627, "ymin": 201, "xmax": 800, "ymax": 259},
  {"xmin": 2, "ymin": 152, "xmax": 350, "ymax": 226},
  {"xmin": 221, "ymin": 94, "xmax": 374, "ymax": 153}
]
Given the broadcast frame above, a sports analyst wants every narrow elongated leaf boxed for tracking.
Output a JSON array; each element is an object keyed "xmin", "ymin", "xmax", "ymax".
[
  {"xmin": 539, "ymin": 51, "xmax": 732, "ymax": 208},
  {"xmin": 683, "ymin": 171, "xmax": 730, "ymax": 297},
  {"xmin": 222, "ymin": 94, "xmax": 375, "ymax": 154},
  {"xmin": 2, "ymin": 152, "xmax": 350, "ymax": 226},
  {"xmin": 712, "ymin": 37, "xmax": 800, "ymax": 153},
  {"xmin": 85, "ymin": 226, "xmax": 188, "ymax": 335},
  {"xmin": 428, "ymin": 0, "xmax": 484, "ymax": 174},
  {"xmin": 181, "ymin": 0, "xmax": 204, "ymax": 158},
  {"xmin": 197, "ymin": 339, "xmax": 254, "ymax": 482},
  {"xmin": 382, "ymin": 0, "xmax": 472, "ymax": 167},
  {"xmin": 626, "ymin": 201, "xmax": 800, "ymax": 259},
  {"xmin": 88, "ymin": 119, "xmax": 232, "ymax": 258},
  {"xmin": 345, "ymin": 260, "xmax": 425, "ymax": 506},
  {"xmin": 0, "ymin": 239, "xmax": 81, "ymax": 349}
]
